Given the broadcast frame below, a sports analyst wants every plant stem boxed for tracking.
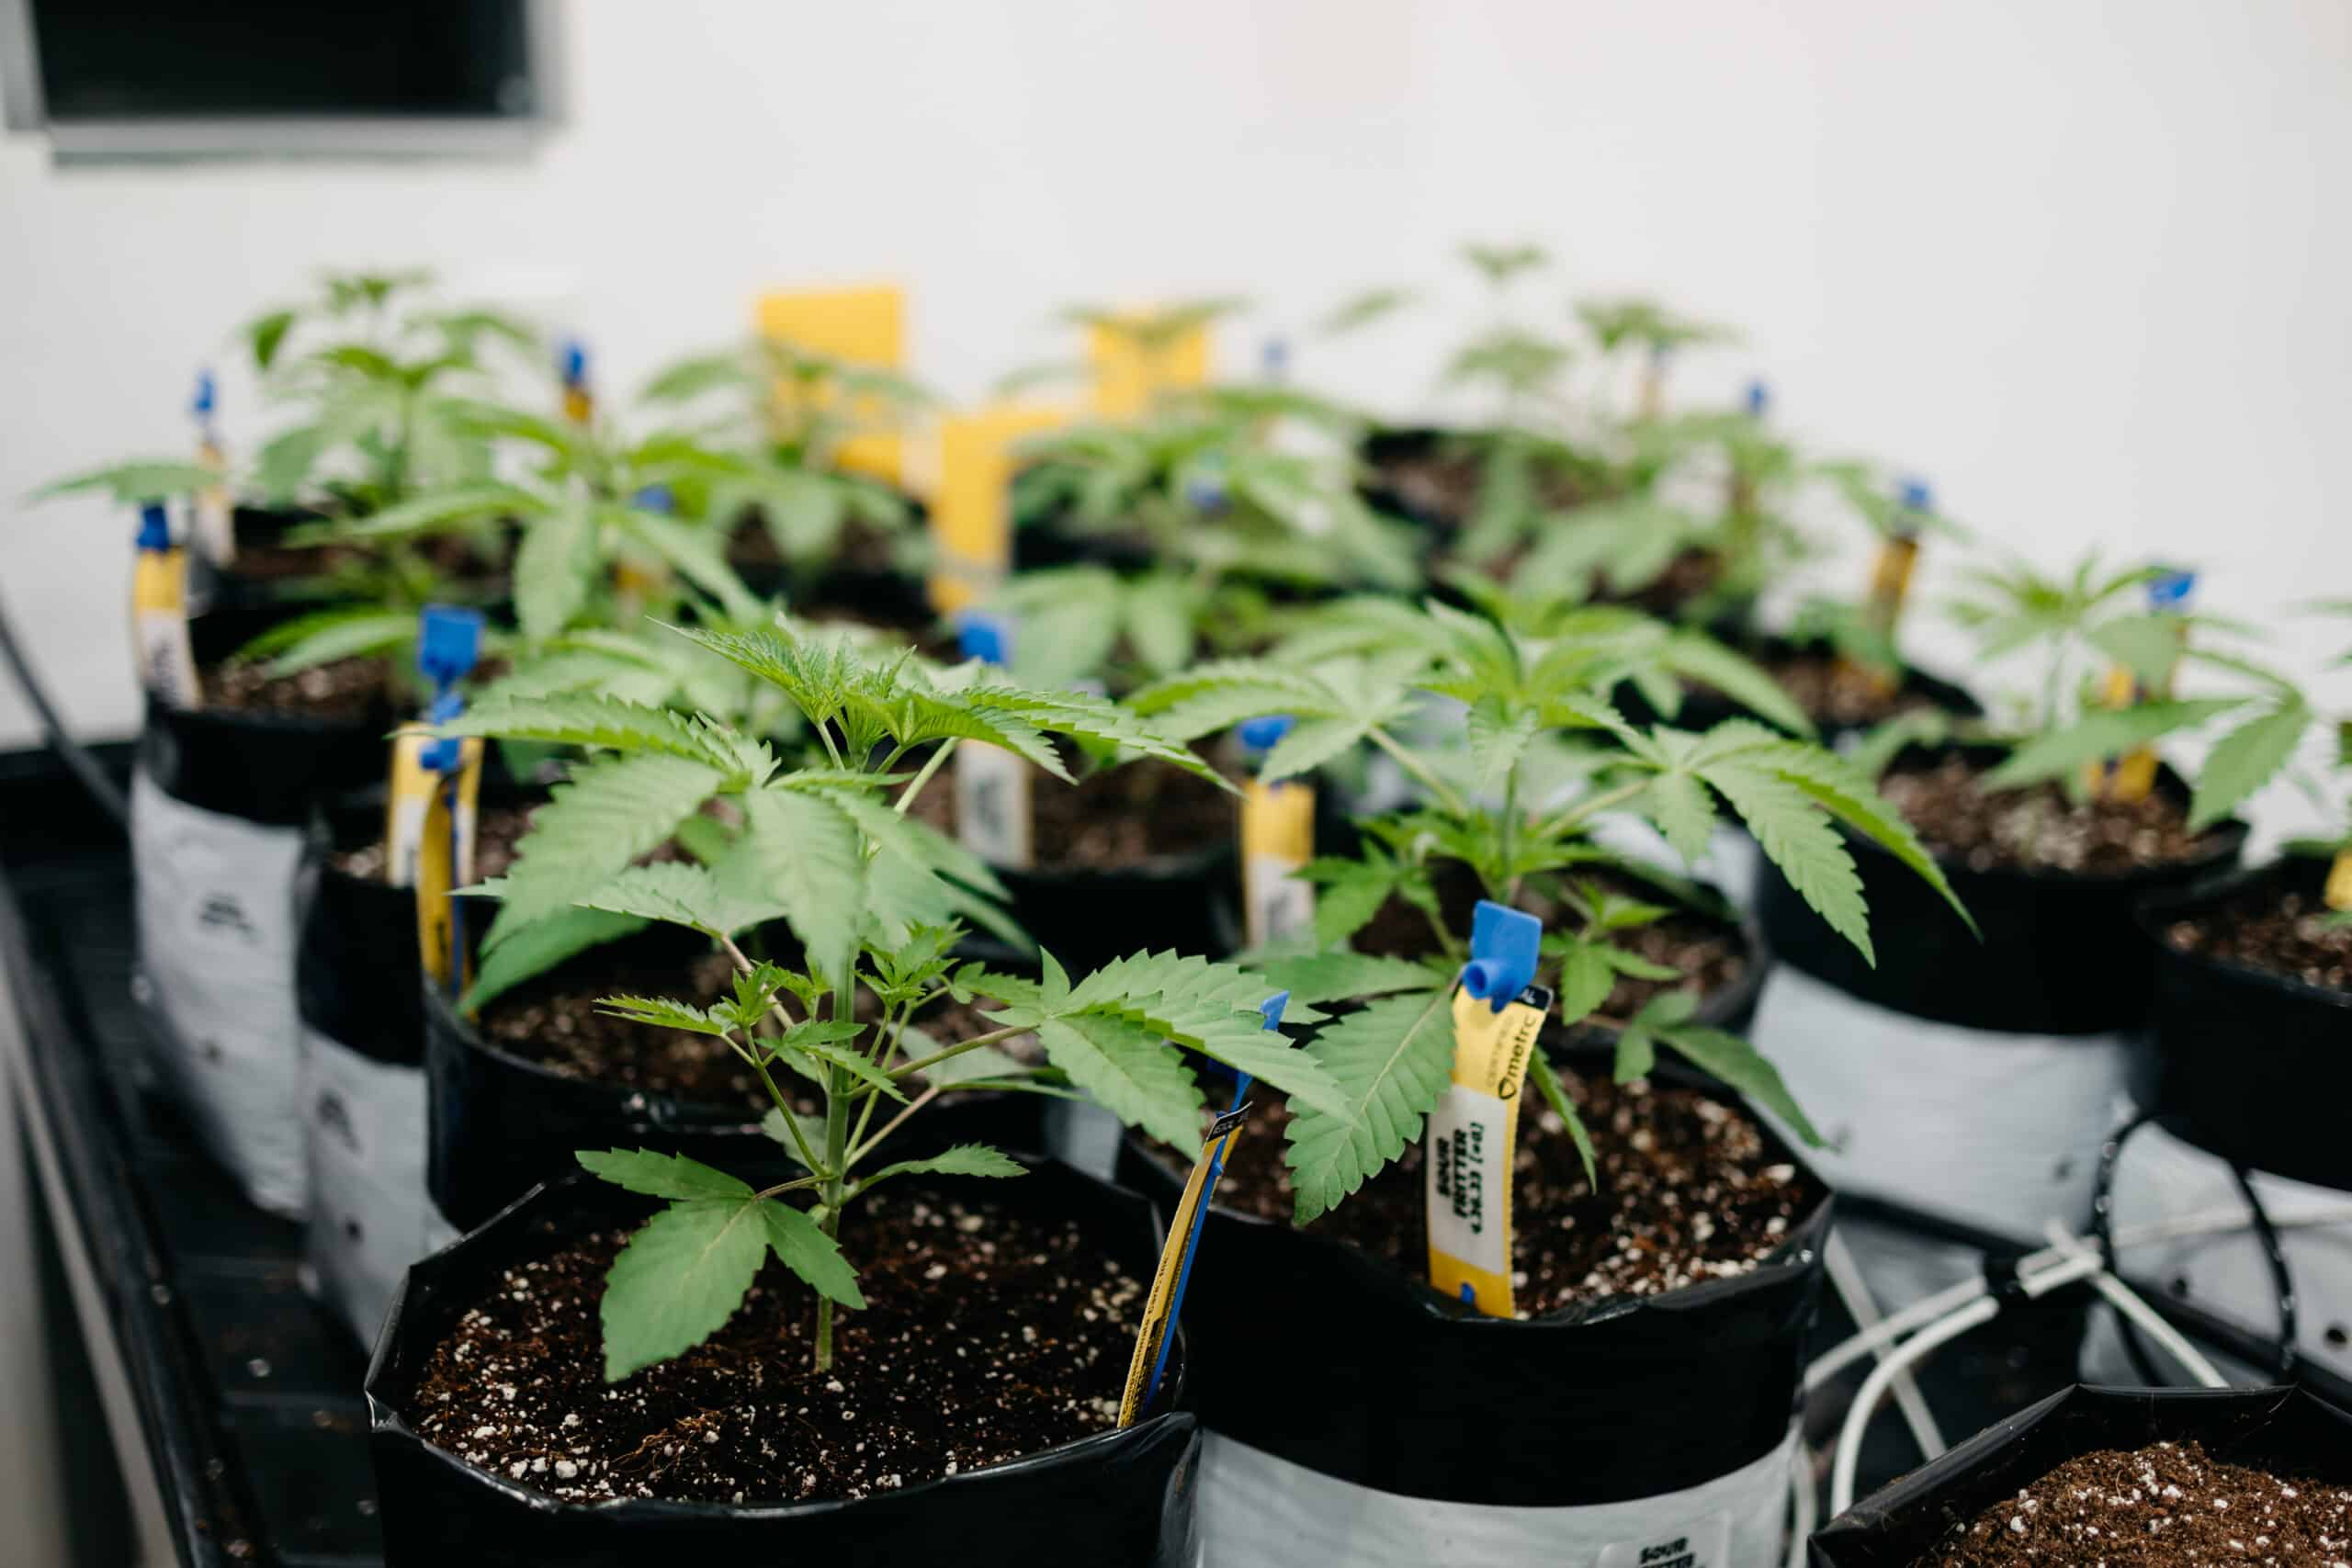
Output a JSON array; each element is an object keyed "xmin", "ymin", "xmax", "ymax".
[
  {"xmin": 716, "ymin": 933, "xmax": 799, "ymax": 1029},
  {"xmin": 889, "ymin": 1021, "xmax": 1033, "ymax": 1080},
  {"xmin": 895, "ymin": 739, "xmax": 960, "ymax": 816},
  {"xmin": 845, "ymin": 1085, "xmax": 941, "ymax": 1172},
  {"xmin": 813, "ymin": 978, "xmax": 854, "ymax": 1371},
  {"xmin": 1534, "ymin": 777, "xmax": 1649, "ymax": 840},
  {"xmin": 1365, "ymin": 726, "xmax": 1470, "ymax": 817},
  {"xmin": 752, "ymin": 1173, "xmax": 823, "ymax": 1201}
]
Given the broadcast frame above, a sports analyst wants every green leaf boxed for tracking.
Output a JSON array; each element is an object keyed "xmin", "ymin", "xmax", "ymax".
[
  {"xmin": 757, "ymin": 1201, "xmax": 865, "ymax": 1309},
  {"xmin": 1982, "ymin": 699, "xmax": 2248, "ymax": 790},
  {"xmin": 595, "ymin": 994, "xmax": 732, "ymax": 1036},
  {"xmin": 577, "ymin": 1148, "xmax": 752, "ymax": 1201},
  {"xmin": 1260, "ymin": 716, "xmax": 1372, "ymax": 783},
  {"xmin": 1526, "ymin": 1052, "xmax": 1596, "ymax": 1188},
  {"xmin": 1035, "ymin": 1013, "xmax": 1204, "ymax": 1149},
  {"xmin": 1657, "ymin": 1023, "xmax": 1823, "ymax": 1146},
  {"xmin": 483, "ymin": 753, "xmax": 727, "ymax": 945},
  {"xmin": 1700, "ymin": 758, "xmax": 1872, "ymax": 965},
  {"xmin": 600, "ymin": 1197, "xmax": 772, "ymax": 1381},
  {"xmin": 732, "ymin": 785, "xmax": 866, "ymax": 986},
  {"xmin": 858, "ymin": 1144, "xmax": 1028, "ymax": 1190},
  {"xmin": 33, "ymin": 458, "xmax": 224, "ymax": 504},
  {"xmin": 514, "ymin": 502, "xmax": 593, "ymax": 643},
  {"xmin": 461, "ymin": 908, "xmax": 648, "ymax": 1012},
  {"xmin": 291, "ymin": 482, "xmax": 539, "ymax": 542},
  {"xmin": 1645, "ymin": 770, "xmax": 1719, "ymax": 866},
  {"xmin": 1740, "ymin": 739, "xmax": 1976, "ymax": 938},
  {"xmin": 1060, "ymin": 952, "xmax": 1351, "ymax": 1115},
  {"xmin": 760, "ymin": 1108, "xmax": 828, "ymax": 1171},
  {"xmin": 254, "ymin": 610, "xmax": 417, "ymax": 677},
  {"xmin": 442, "ymin": 693, "xmax": 742, "ymax": 771},
  {"xmin": 1552, "ymin": 938, "xmax": 1619, "ymax": 1030},
  {"xmin": 1250, "ymin": 951, "xmax": 1443, "ymax": 1009},
  {"xmin": 571, "ymin": 860, "xmax": 787, "ymax": 939},
  {"xmin": 2188, "ymin": 700, "xmax": 2310, "ymax": 831},
  {"xmin": 609, "ymin": 504, "xmax": 765, "ymax": 625},
  {"xmin": 789, "ymin": 1028, "xmax": 908, "ymax": 1103},
  {"xmin": 1660, "ymin": 633, "xmax": 1815, "ymax": 738},
  {"xmin": 1300, "ymin": 856, "xmax": 1400, "ymax": 947},
  {"xmin": 1283, "ymin": 989, "xmax": 1455, "ymax": 1224}
]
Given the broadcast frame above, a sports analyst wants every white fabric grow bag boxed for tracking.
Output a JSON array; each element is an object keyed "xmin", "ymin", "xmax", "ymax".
[
  {"xmin": 2087, "ymin": 1121, "xmax": 2352, "ymax": 1385},
  {"xmin": 1196, "ymin": 1423, "xmax": 1798, "ymax": 1568},
  {"xmin": 300, "ymin": 1024, "xmax": 433, "ymax": 1345},
  {"xmin": 131, "ymin": 769, "xmax": 309, "ymax": 1216},
  {"xmin": 1748, "ymin": 964, "xmax": 2133, "ymax": 1243}
]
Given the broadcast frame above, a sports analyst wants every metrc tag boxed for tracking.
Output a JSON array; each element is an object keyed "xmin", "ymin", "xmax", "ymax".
[
  {"xmin": 390, "ymin": 607, "xmax": 486, "ymax": 995},
  {"xmin": 1237, "ymin": 716, "xmax": 1315, "ymax": 949},
  {"xmin": 2092, "ymin": 569, "xmax": 2195, "ymax": 804},
  {"xmin": 1088, "ymin": 312, "xmax": 1212, "ymax": 420},
  {"xmin": 1119, "ymin": 991, "xmax": 1286, "ymax": 1427},
  {"xmin": 1427, "ymin": 901, "xmax": 1550, "ymax": 1318},
  {"xmin": 130, "ymin": 503, "xmax": 199, "ymax": 710},
  {"xmin": 951, "ymin": 613, "xmax": 1033, "ymax": 868},
  {"xmin": 191, "ymin": 369, "xmax": 235, "ymax": 564}
]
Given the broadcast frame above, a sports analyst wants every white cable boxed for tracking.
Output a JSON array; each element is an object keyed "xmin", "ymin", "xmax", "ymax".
[
  {"xmin": 2040, "ymin": 1220, "xmax": 2229, "ymax": 1389},
  {"xmin": 1784, "ymin": 1441, "xmax": 1817, "ymax": 1568},
  {"xmin": 1823, "ymin": 1230, "xmax": 1947, "ymax": 1461},
  {"xmin": 1804, "ymin": 1199, "xmax": 2352, "ymax": 1393},
  {"xmin": 1827, "ymin": 1294, "xmax": 1997, "ymax": 1517}
]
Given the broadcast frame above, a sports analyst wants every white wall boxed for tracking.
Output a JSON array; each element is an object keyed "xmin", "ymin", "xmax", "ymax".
[{"xmin": 3, "ymin": 0, "xmax": 2347, "ymax": 830}]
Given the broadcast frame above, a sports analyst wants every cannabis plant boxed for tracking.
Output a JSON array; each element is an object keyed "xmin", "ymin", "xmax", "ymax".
[
  {"xmin": 442, "ymin": 619, "xmax": 1349, "ymax": 1375},
  {"xmin": 241, "ymin": 269, "xmax": 542, "ymax": 512},
  {"xmin": 1849, "ymin": 550, "xmax": 2306, "ymax": 828},
  {"xmin": 1783, "ymin": 463, "xmax": 1964, "ymax": 684},
  {"xmin": 636, "ymin": 336, "xmax": 933, "ymax": 572},
  {"xmin": 1128, "ymin": 595, "xmax": 1970, "ymax": 1217}
]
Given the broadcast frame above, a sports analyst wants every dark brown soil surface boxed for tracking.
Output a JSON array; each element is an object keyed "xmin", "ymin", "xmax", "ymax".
[
  {"xmin": 1883, "ymin": 755, "xmax": 2228, "ymax": 875},
  {"xmin": 480, "ymin": 949, "xmax": 1033, "ymax": 1112},
  {"xmin": 332, "ymin": 801, "xmax": 539, "ymax": 882},
  {"xmin": 2165, "ymin": 874, "xmax": 2352, "ymax": 996},
  {"xmin": 1368, "ymin": 444, "xmax": 1588, "ymax": 527},
  {"xmin": 1917, "ymin": 1438, "xmax": 2349, "ymax": 1567},
  {"xmin": 1762, "ymin": 651, "xmax": 1936, "ymax": 729},
  {"xmin": 401, "ymin": 1186, "xmax": 1141, "ymax": 1505},
  {"xmin": 1204, "ymin": 1073, "xmax": 1815, "ymax": 1316},
  {"xmin": 729, "ymin": 512, "xmax": 904, "ymax": 576},
  {"xmin": 900, "ymin": 751, "xmax": 1236, "ymax": 872},
  {"xmin": 200, "ymin": 654, "xmax": 389, "ymax": 722},
  {"xmin": 1349, "ymin": 866, "xmax": 1746, "ymax": 1029}
]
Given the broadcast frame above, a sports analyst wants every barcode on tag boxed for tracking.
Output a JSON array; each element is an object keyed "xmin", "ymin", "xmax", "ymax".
[
  {"xmin": 955, "ymin": 742, "xmax": 1033, "ymax": 869},
  {"xmin": 1245, "ymin": 853, "xmax": 1315, "ymax": 948}
]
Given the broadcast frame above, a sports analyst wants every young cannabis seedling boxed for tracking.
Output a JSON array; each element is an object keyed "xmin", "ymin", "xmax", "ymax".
[
  {"xmin": 1129, "ymin": 595, "xmax": 1971, "ymax": 1218},
  {"xmin": 444, "ymin": 619, "xmax": 1349, "ymax": 1375}
]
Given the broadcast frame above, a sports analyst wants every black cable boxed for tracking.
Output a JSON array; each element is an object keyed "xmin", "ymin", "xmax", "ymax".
[
  {"xmin": 0, "ymin": 585, "xmax": 129, "ymax": 828},
  {"xmin": 2095, "ymin": 1109, "xmax": 2300, "ymax": 1382}
]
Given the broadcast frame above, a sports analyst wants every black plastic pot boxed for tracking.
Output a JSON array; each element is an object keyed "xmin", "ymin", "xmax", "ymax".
[
  {"xmin": 367, "ymin": 1157, "xmax": 1200, "ymax": 1567},
  {"xmin": 2133, "ymin": 857, "xmax": 2352, "ymax": 1192},
  {"xmin": 1115, "ymin": 1055, "xmax": 1830, "ymax": 1509},
  {"xmin": 426, "ymin": 924, "xmax": 1058, "ymax": 1232},
  {"xmin": 978, "ymin": 843, "xmax": 1242, "ymax": 976},
  {"xmin": 297, "ymin": 818, "xmax": 430, "ymax": 1067},
  {"xmin": 1810, "ymin": 1383, "xmax": 2352, "ymax": 1564},
  {"xmin": 1756, "ymin": 745, "xmax": 2247, "ymax": 1034}
]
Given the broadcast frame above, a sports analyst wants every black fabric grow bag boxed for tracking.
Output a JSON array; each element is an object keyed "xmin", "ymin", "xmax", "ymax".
[
  {"xmin": 2133, "ymin": 857, "xmax": 2352, "ymax": 1192},
  {"xmin": 426, "ymin": 924, "xmax": 1057, "ymax": 1232},
  {"xmin": 1116, "ymin": 1056, "xmax": 1830, "ymax": 1506},
  {"xmin": 1756, "ymin": 745, "xmax": 2246, "ymax": 1034},
  {"xmin": 983, "ymin": 842, "xmax": 1241, "ymax": 976},
  {"xmin": 366, "ymin": 1158, "xmax": 1200, "ymax": 1568},
  {"xmin": 1809, "ymin": 1383, "xmax": 2352, "ymax": 1565}
]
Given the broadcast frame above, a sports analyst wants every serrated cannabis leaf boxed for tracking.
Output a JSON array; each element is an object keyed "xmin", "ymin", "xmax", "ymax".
[
  {"xmin": 481, "ymin": 753, "xmax": 728, "ymax": 946},
  {"xmin": 1283, "ymin": 989, "xmax": 1455, "ymax": 1224},
  {"xmin": 1035, "ymin": 1013, "xmax": 1204, "ymax": 1149},
  {"xmin": 757, "ymin": 1202, "xmax": 865, "ymax": 1310},
  {"xmin": 577, "ymin": 1148, "xmax": 755, "ymax": 1201},
  {"xmin": 2188, "ymin": 701, "xmax": 2310, "ymax": 831},
  {"xmin": 461, "ymin": 908, "xmax": 649, "ymax": 1014},
  {"xmin": 599, "ymin": 1198, "xmax": 773, "ymax": 1382},
  {"xmin": 858, "ymin": 1145, "xmax": 1028, "ymax": 1190}
]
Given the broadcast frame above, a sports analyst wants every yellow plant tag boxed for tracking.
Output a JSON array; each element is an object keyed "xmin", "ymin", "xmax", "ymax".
[
  {"xmin": 1863, "ymin": 534, "xmax": 1920, "ymax": 640},
  {"xmin": 193, "ymin": 435, "xmax": 235, "ymax": 564},
  {"xmin": 1118, "ymin": 1098, "xmax": 1253, "ymax": 1427},
  {"xmin": 130, "ymin": 509, "xmax": 198, "ymax": 710},
  {"xmin": 2325, "ymin": 849, "xmax": 2352, "ymax": 913},
  {"xmin": 1426, "ymin": 980, "xmax": 1554, "ymax": 1317},
  {"xmin": 387, "ymin": 726, "xmax": 484, "ymax": 992},
  {"xmin": 756, "ymin": 284, "xmax": 907, "ymax": 485},
  {"xmin": 1088, "ymin": 314, "xmax": 1212, "ymax": 420},
  {"xmin": 1240, "ymin": 778, "xmax": 1315, "ymax": 949},
  {"xmin": 928, "ymin": 403, "xmax": 1065, "ymax": 615},
  {"xmin": 2086, "ymin": 663, "xmax": 2160, "ymax": 803}
]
